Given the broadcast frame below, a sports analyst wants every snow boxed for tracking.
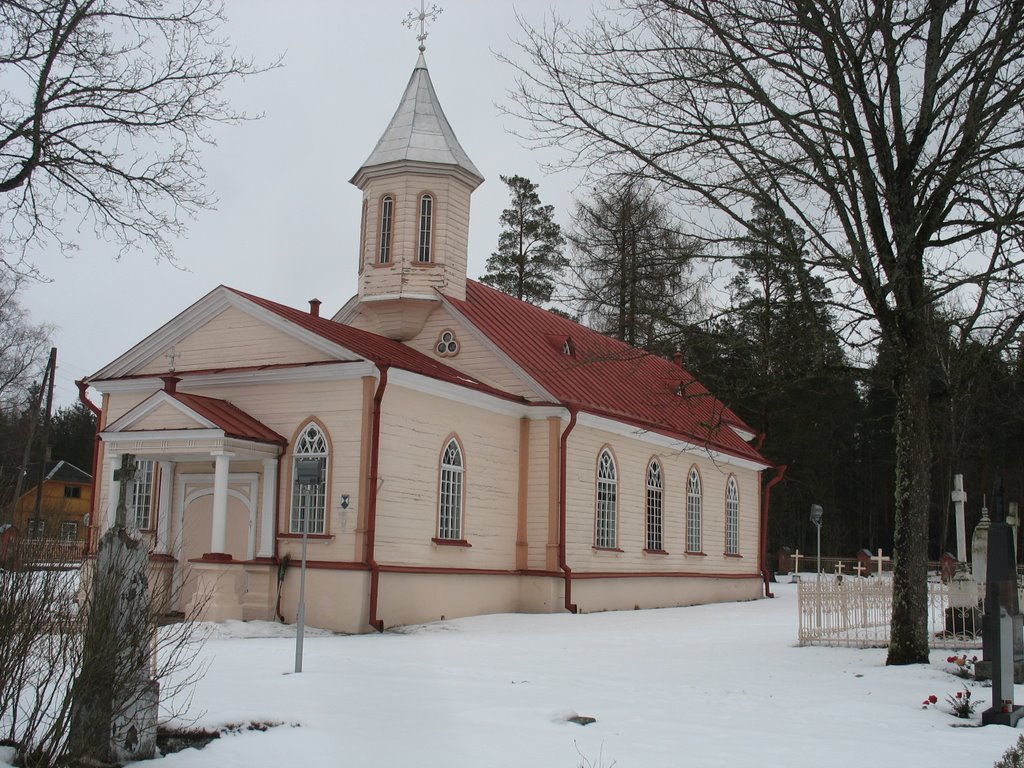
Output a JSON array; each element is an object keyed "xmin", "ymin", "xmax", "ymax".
[{"xmin": 6, "ymin": 583, "xmax": 1023, "ymax": 767}]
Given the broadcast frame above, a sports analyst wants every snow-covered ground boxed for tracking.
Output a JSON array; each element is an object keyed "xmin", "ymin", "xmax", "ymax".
[{"xmin": 6, "ymin": 582, "xmax": 1022, "ymax": 767}]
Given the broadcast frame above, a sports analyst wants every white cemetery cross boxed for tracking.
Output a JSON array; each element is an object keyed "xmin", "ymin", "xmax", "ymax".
[
  {"xmin": 834, "ymin": 561, "xmax": 845, "ymax": 575},
  {"xmin": 854, "ymin": 561, "xmax": 866, "ymax": 578},
  {"xmin": 791, "ymin": 549, "xmax": 803, "ymax": 576},
  {"xmin": 875, "ymin": 548, "xmax": 885, "ymax": 576},
  {"xmin": 952, "ymin": 474, "xmax": 968, "ymax": 562}
]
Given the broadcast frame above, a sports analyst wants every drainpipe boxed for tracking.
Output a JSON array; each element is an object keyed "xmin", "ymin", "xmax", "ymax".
[
  {"xmin": 558, "ymin": 407, "xmax": 579, "ymax": 614},
  {"xmin": 76, "ymin": 380, "xmax": 102, "ymax": 555},
  {"xmin": 366, "ymin": 364, "xmax": 390, "ymax": 632},
  {"xmin": 760, "ymin": 464, "xmax": 787, "ymax": 598}
]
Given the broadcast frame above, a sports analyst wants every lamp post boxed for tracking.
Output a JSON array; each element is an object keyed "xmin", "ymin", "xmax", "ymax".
[
  {"xmin": 810, "ymin": 504, "xmax": 824, "ymax": 577},
  {"xmin": 293, "ymin": 458, "xmax": 322, "ymax": 673}
]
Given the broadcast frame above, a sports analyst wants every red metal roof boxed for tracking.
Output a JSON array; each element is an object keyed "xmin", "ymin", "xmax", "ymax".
[
  {"xmin": 171, "ymin": 392, "xmax": 288, "ymax": 445},
  {"xmin": 447, "ymin": 281, "xmax": 766, "ymax": 464},
  {"xmin": 227, "ymin": 288, "xmax": 522, "ymax": 403}
]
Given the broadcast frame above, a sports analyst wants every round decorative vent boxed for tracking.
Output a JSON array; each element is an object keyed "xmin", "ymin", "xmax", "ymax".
[{"xmin": 435, "ymin": 329, "xmax": 459, "ymax": 357}]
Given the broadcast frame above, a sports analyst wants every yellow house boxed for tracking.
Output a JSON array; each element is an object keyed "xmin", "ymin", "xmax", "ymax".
[
  {"xmin": 14, "ymin": 460, "xmax": 93, "ymax": 548},
  {"xmin": 83, "ymin": 52, "xmax": 775, "ymax": 632}
]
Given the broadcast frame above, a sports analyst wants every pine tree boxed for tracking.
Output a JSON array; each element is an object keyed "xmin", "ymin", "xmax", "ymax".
[{"xmin": 480, "ymin": 175, "xmax": 566, "ymax": 304}]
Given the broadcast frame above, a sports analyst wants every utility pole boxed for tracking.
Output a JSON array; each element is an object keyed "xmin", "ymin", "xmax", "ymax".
[
  {"xmin": 31, "ymin": 348, "xmax": 58, "ymax": 536},
  {"xmin": 6, "ymin": 347, "xmax": 56, "ymax": 530}
]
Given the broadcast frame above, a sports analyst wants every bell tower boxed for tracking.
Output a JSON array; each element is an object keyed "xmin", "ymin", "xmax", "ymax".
[{"xmin": 350, "ymin": 28, "xmax": 483, "ymax": 340}]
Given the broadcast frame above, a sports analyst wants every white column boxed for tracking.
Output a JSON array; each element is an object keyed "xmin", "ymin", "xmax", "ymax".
[
  {"xmin": 259, "ymin": 458, "xmax": 278, "ymax": 559},
  {"xmin": 106, "ymin": 454, "xmax": 120, "ymax": 531},
  {"xmin": 156, "ymin": 460, "xmax": 174, "ymax": 554},
  {"xmin": 210, "ymin": 452, "xmax": 232, "ymax": 555}
]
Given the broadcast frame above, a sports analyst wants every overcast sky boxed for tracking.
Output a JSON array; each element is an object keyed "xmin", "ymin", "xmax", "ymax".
[{"xmin": 21, "ymin": 0, "xmax": 596, "ymax": 407}]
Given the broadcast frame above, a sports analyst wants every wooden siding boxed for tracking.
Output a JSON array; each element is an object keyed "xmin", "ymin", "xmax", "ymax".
[
  {"xmin": 97, "ymin": 379, "xmax": 366, "ymax": 565},
  {"xmin": 136, "ymin": 305, "xmax": 335, "ymax": 375},
  {"xmin": 399, "ymin": 305, "xmax": 542, "ymax": 399},
  {"xmin": 564, "ymin": 423, "xmax": 762, "ymax": 574},
  {"xmin": 130, "ymin": 401, "xmax": 206, "ymax": 431},
  {"xmin": 358, "ymin": 172, "xmax": 473, "ymax": 302},
  {"xmin": 373, "ymin": 385, "xmax": 520, "ymax": 569}
]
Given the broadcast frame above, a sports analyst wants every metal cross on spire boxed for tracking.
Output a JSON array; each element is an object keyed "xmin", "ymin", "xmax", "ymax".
[{"xmin": 403, "ymin": 1, "xmax": 443, "ymax": 52}]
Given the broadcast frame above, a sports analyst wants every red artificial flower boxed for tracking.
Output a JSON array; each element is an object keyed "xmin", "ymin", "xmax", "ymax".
[
  {"xmin": 956, "ymin": 691, "xmax": 963, "ymax": 698},
  {"xmin": 947, "ymin": 656, "xmax": 955, "ymax": 663},
  {"xmin": 928, "ymin": 694, "xmax": 938, "ymax": 704}
]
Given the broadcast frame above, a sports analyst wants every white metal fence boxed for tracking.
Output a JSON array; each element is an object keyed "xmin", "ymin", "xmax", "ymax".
[{"xmin": 797, "ymin": 575, "xmax": 984, "ymax": 649}]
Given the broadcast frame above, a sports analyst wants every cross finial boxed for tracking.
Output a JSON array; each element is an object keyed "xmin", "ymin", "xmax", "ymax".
[{"xmin": 403, "ymin": 1, "xmax": 442, "ymax": 52}]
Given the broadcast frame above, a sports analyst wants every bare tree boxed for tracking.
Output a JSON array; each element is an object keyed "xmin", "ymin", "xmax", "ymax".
[
  {"xmin": 566, "ymin": 174, "xmax": 705, "ymax": 351},
  {"xmin": 0, "ymin": 536, "xmax": 207, "ymax": 767},
  {"xmin": 0, "ymin": 0, "xmax": 275, "ymax": 276},
  {"xmin": 0, "ymin": 274, "xmax": 51, "ymax": 411},
  {"xmin": 507, "ymin": 0, "xmax": 1024, "ymax": 663}
]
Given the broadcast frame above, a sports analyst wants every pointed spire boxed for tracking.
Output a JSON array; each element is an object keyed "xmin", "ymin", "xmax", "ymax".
[{"xmin": 351, "ymin": 55, "xmax": 483, "ymax": 188}]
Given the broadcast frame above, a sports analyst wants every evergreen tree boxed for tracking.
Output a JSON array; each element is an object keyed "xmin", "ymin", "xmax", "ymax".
[
  {"xmin": 480, "ymin": 175, "xmax": 566, "ymax": 304},
  {"xmin": 683, "ymin": 202, "xmax": 863, "ymax": 560},
  {"xmin": 49, "ymin": 402, "xmax": 97, "ymax": 472}
]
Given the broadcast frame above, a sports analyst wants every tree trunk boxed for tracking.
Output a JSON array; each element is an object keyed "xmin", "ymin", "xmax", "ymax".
[{"xmin": 887, "ymin": 340, "xmax": 932, "ymax": 665}]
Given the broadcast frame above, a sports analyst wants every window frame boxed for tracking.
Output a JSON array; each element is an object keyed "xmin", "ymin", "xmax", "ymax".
[
  {"xmin": 379, "ymin": 194, "xmax": 394, "ymax": 264},
  {"xmin": 595, "ymin": 448, "xmax": 618, "ymax": 549},
  {"xmin": 645, "ymin": 459, "xmax": 665, "ymax": 552},
  {"xmin": 437, "ymin": 436, "xmax": 465, "ymax": 541},
  {"xmin": 725, "ymin": 475, "xmax": 740, "ymax": 555},
  {"xmin": 290, "ymin": 421, "xmax": 329, "ymax": 535},
  {"xmin": 131, "ymin": 459, "xmax": 155, "ymax": 530},
  {"xmin": 60, "ymin": 521, "xmax": 78, "ymax": 542},
  {"xmin": 417, "ymin": 193, "xmax": 433, "ymax": 263},
  {"xmin": 686, "ymin": 467, "xmax": 703, "ymax": 554}
]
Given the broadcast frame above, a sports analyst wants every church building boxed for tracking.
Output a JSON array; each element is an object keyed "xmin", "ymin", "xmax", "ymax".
[{"xmin": 82, "ymin": 49, "xmax": 773, "ymax": 632}]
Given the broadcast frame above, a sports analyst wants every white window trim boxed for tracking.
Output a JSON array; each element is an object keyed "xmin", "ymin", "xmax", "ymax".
[
  {"xmin": 595, "ymin": 450, "xmax": 617, "ymax": 549},
  {"xmin": 418, "ymin": 194, "xmax": 433, "ymax": 263},
  {"xmin": 646, "ymin": 460, "xmax": 664, "ymax": 551},
  {"xmin": 726, "ymin": 476, "xmax": 740, "ymax": 555},
  {"xmin": 686, "ymin": 468, "xmax": 702, "ymax": 553},
  {"xmin": 438, "ymin": 438, "xmax": 464, "ymax": 540},
  {"xmin": 290, "ymin": 422, "xmax": 328, "ymax": 535}
]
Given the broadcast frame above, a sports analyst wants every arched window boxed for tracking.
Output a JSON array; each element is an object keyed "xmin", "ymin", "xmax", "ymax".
[
  {"xmin": 379, "ymin": 195, "xmax": 394, "ymax": 264},
  {"xmin": 726, "ymin": 476, "xmax": 740, "ymax": 554},
  {"xmin": 418, "ymin": 193, "xmax": 433, "ymax": 262},
  {"xmin": 686, "ymin": 468, "xmax": 702, "ymax": 553},
  {"xmin": 595, "ymin": 449, "xmax": 617, "ymax": 548},
  {"xmin": 646, "ymin": 459, "xmax": 664, "ymax": 551},
  {"xmin": 438, "ymin": 438, "xmax": 464, "ymax": 540},
  {"xmin": 291, "ymin": 422, "xmax": 328, "ymax": 534}
]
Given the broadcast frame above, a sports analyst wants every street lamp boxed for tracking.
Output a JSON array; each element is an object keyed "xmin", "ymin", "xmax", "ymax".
[
  {"xmin": 809, "ymin": 504, "xmax": 824, "ymax": 576},
  {"xmin": 293, "ymin": 458, "xmax": 322, "ymax": 673}
]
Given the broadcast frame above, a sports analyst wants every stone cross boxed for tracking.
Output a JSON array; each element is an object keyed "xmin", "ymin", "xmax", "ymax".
[
  {"xmin": 792, "ymin": 549, "xmax": 803, "ymax": 574},
  {"xmin": 875, "ymin": 548, "xmax": 885, "ymax": 576},
  {"xmin": 112, "ymin": 454, "xmax": 137, "ymax": 529}
]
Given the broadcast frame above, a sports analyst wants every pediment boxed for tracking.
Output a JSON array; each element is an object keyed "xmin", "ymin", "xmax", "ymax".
[
  {"xmin": 91, "ymin": 286, "xmax": 362, "ymax": 381},
  {"xmin": 103, "ymin": 392, "xmax": 216, "ymax": 434}
]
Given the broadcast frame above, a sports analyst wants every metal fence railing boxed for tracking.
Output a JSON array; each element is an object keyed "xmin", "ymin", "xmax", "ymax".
[{"xmin": 797, "ymin": 575, "xmax": 984, "ymax": 650}]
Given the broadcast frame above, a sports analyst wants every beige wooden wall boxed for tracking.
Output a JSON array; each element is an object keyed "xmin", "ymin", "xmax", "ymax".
[{"xmin": 564, "ymin": 422, "xmax": 762, "ymax": 575}]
